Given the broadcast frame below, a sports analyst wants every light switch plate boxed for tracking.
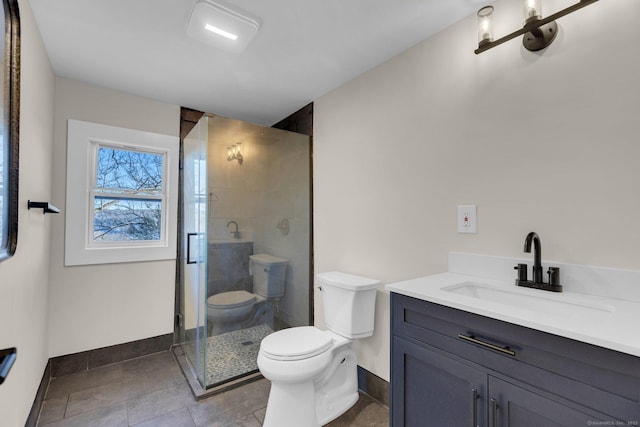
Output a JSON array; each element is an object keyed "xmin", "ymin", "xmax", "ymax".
[{"xmin": 457, "ymin": 205, "xmax": 477, "ymax": 233}]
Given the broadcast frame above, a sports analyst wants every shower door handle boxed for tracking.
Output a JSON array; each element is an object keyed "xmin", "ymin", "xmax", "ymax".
[{"xmin": 186, "ymin": 232, "xmax": 201, "ymax": 264}]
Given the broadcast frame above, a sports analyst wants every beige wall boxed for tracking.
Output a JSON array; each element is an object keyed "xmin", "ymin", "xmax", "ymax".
[
  {"xmin": 314, "ymin": 0, "xmax": 640, "ymax": 381},
  {"xmin": 48, "ymin": 78, "xmax": 180, "ymax": 356},
  {"xmin": 0, "ymin": 0, "xmax": 55, "ymax": 424}
]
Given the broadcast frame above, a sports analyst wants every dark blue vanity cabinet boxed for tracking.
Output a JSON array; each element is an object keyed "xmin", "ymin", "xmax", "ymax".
[{"xmin": 390, "ymin": 293, "xmax": 640, "ymax": 426}]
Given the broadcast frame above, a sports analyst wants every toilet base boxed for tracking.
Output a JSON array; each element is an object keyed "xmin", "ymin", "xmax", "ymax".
[
  {"xmin": 259, "ymin": 332, "xmax": 360, "ymax": 427},
  {"xmin": 263, "ymin": 381, "xmax": 318, "ymax": 427}
]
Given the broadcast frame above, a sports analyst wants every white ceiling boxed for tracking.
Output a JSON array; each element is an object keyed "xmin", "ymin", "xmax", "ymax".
[{"xmin": 30, "ymin": 0, "xmax": 485, "ymax": 126}]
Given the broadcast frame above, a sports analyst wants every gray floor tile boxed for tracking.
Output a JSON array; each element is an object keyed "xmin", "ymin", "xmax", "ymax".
[
  {"xmin": 45, "ymin": 363, "xmax": 124, "ymax": 400},
  {"xmin": 37, "ymin": 350, "xmax": 388, "ymax": 427},
  {"xmin": 122, "ymin": 351, "xmax": 179, "ymax": 377},
  {"xmin": 37, "ymin": 397, "xmax": 68, "ymax": 425},
  {"xmin": 253, "ymin": 407, "xmax": 266, "ymax": 424},
  {"xmin": 327, "ymin": 394, "xmax": 389, "ymax": 427},
  {"xmin": 38, "ymin": 402, "xmax": 127, "ymax": 427},
  {"xmin": 188, "ymin": 379, "xmax": 270, "ymax": 427},
  {"xmin": 65, "ymin": 375, "xmax": 148, "ymax": 418},
  {"xmin": 126, "ymin": 383, "xmax": 195, "ymax": 425},
  {"xmin": 224, "ymin": 412, "xmax": 262, "ymax": 427},
  {"xmin": 130, "ymin": 407, "xmax": 196, "ymax": 427}
]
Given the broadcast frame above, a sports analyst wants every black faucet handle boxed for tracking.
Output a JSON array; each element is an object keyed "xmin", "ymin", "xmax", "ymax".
[
  {"xmin": 514, "ymin": 263, "xmax": 528, "ymax": 281},
  {"xmin": 547, "ymin": 267, "xmax": 560, "ymax": 287}
]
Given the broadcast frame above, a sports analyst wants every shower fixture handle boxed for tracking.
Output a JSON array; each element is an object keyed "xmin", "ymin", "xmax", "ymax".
[{"xmin": 227, "ymin": 221, "xmax": 240, "ymax": 239}]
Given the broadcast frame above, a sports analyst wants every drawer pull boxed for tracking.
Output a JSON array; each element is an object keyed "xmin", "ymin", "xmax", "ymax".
[
  {"xmin": 458, "ymin": 334, "xmax": 516, "ymax": 357},
  {"xmin": 471, "ymin": 388, "xmax": 478, "ymax": 427},
  {"xmin": 490, "ymin": 398, "xmax": 498, "ymax": 427}
]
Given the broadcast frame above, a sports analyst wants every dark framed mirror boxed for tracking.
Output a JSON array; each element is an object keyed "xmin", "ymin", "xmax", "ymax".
[{"xmin": 0, "ymin": 0, "xmax": 19, "ymax": 262}]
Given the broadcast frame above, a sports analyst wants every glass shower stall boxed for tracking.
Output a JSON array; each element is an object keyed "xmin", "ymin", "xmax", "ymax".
[{"xmin": 177, "ymin": 113, "xmax": 312, "ymax": 391}]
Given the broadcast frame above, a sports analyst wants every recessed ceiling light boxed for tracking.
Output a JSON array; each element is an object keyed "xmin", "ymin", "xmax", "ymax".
[
  {"xmin": 204, "ymin": 24, "xmax": 238, "ymax": 41},
  {"xmin": 186, "ymin": 0, "xmax": 260, "ymax": 53}
]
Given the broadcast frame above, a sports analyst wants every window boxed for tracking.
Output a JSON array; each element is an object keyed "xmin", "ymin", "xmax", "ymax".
[
  {"xmin": 91, "ymin": 146, "xmax": 165, "ymax": 243},
  {"xmin": 65, "ymin": 120, "xmax": 178, "ymax": 266},
  {"xmin": 0, "ymin": 0, "xmax": 20, "ymax": 263}
]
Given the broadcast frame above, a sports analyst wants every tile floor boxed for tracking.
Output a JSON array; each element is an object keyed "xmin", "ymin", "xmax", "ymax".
[{"xmin": 36, "ymin": 351, "xmax": 389, "ymax": 426}]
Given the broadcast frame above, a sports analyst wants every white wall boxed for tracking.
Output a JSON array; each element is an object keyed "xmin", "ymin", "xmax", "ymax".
[
  {"xmin": 48, "ymin": 78, "xmax": 180, "ymax": 356},
  {"xmin": 0, "ymin": 0, "xmax": 55, "ymax": 424},
  {"xmin": 314, "ymin": 0, "xmax": 640, "ymax": 381}
]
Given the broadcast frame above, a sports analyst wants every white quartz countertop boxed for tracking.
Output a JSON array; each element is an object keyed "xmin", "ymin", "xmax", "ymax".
[{"xmin": 386, "ymin": 259, "xmax": 640, "ymax": 358}]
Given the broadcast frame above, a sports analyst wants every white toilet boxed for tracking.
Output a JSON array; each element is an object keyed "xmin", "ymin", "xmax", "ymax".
[
  {"xmin": 207, "ymin": 253, "xmax": 288, "ymax": 335},
  {"xmin": 257, "ymin": 271, "xmax": 379, "ymax": 427}
]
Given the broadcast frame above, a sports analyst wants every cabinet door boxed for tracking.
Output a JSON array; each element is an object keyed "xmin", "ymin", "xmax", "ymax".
[
  {"xmin": 488, "ymin": 376, "xmax": 607, "ymax": 427},
  {"xmin": 392, "ymin": 336, "xmax": 487, "ymax": 427}
]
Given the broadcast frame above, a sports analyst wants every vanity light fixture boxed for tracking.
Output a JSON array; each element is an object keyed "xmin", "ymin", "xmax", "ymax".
[
  {"xmin": 475, "ymin": 0, "xmax": 599, "ymax": 54},
  {"xmin": 227, "ymin": 143, "xmax": 243, "ymax": 164}
]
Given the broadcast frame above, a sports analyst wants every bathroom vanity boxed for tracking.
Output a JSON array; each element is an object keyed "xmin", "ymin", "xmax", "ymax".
[{"xmin": 387, "ymin": 253, "xmax": 640, "ymax": 426}]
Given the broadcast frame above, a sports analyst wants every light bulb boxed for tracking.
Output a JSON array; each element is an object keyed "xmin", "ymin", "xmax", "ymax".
[
  {"xmin": 524, "ymin": 0, "xmax": 542, "ymax": 23},
  {"xmin": 477, "ymin": 6, "xmax": 494, "ymax": 45}
]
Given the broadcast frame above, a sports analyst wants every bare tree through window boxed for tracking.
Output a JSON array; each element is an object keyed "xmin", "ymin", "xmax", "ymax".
[{"xmin": 92, "ymin": 146, "xmax": 164, "ymax": 241}]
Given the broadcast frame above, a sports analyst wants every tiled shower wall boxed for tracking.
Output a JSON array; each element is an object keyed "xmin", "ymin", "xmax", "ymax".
[
  {"xmin": 207, "ymin": 120, "xmax": 310, "ymax": 327},
  {"xmin": 207, "ymin": 241, "xmax": 253, "ymax": 298}
]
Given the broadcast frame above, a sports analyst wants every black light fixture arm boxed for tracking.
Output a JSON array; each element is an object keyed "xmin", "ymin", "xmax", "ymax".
[{"xmin": 475, "ymin": 0, "xmax": 599, "ymax": 54}]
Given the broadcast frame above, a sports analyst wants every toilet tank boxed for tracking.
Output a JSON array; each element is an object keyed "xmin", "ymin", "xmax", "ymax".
[
  {"xmin": 250, "ymin": 254, "xmax": 288, "ymax": 298},
  {"xmin": 317, "ymin": 271, "xmax": 379, "ymax": 339}
]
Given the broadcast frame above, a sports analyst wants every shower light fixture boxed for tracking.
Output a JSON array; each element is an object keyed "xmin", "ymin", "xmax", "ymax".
[
  {"xmin": 227, "ymin": 143, "xmax": 243, "ymax": 164},
  {"xmin": 475, "ymin": 0, "xmax": 599, "ymax": 54},
  {"xmin": 186, "ymin": 0, "xmax": 260, "ymax": 53}
]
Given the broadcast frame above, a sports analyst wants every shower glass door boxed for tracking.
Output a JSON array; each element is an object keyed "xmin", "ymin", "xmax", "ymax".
[
  {"xmin": 178, "ymin": 112, "xmax": 312, "ymax": 392},
  {"xmin": 181, "ymin": 115, "xmax": 208, "ymax": 387}
]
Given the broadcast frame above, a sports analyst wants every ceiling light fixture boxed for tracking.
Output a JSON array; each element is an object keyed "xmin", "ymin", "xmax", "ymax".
[
  {"xmin": 475, "ymin": 0, "xmax": 599, "ymax": 54},
  {"xmin": 186, "ymin": 0, "xmax": 260, "ymax": 53},
  {"xmin": 204, "ymin": 24, "xmax": 238, "ymax": 41}
]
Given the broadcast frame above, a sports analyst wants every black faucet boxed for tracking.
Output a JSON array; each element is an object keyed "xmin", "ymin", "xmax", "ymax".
[
  {"xmin": 514, "ymin": 232, "xmax": 562, "ymax": 292},
  {"xmin": 524, "ymin": 232, "xmax": 543, "ymax": 283}
]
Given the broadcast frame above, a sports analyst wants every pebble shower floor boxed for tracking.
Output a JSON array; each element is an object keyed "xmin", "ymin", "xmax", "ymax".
[{"xmin": 183, "ymin": 324, "xmax": 273, "ymax": 387}]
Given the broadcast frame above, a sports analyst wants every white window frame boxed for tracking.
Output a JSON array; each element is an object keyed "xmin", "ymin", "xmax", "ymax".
[{"xmin": 65, "ymin": 120, "xmax": 179, "ymax": 266}]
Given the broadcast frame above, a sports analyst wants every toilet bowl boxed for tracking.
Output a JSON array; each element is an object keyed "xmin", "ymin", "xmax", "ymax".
[
  {"xmin": 206, "ymin": 253, "xmax": 287, "ymax": 335},
  {"xmin": 206, "ymin": 290, "xmax": 265, "ymax": 335},
  {"xmin": 258, "ymin": 271, "xmax": 379, "ymax": 427}
]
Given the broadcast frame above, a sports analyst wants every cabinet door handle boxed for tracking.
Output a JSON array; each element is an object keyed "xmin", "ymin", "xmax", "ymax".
[
  {"xmin": 471, "ymin": 388, "xmax": 478, "ymax": 427},
  {"xmin": 458, "ymin": 334, "xmax": 516, "ymax": 357},
  {"xmin": 490, "ymin": 398, "xmax": 498, "ymax": 427}
]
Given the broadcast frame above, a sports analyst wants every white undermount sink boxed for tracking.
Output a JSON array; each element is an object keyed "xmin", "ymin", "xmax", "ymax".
[{"xmin": 442, "ymin": 281, "xmax": 616, "ymax": 316}]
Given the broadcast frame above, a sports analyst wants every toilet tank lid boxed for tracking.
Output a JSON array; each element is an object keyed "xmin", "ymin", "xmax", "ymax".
[
  {"xmin": 317, "ymin": 271, "xmax": 380, "ymax": 291},
  {"xmin": 207, "ymin": 290, "xmax": 256, "ymax": 308},
  {"xmin": 250, "ymin": 253, "xmax": 288, "ymax": 265}
]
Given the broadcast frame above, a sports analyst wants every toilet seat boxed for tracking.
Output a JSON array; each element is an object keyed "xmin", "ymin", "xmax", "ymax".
[
  {"xmin": 207, "ymin": 290, "xmax": 256, "ymax": 309},
  {"xmin": 261, "ymin": 326, "xmax": 333, "ymax": 361}
]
